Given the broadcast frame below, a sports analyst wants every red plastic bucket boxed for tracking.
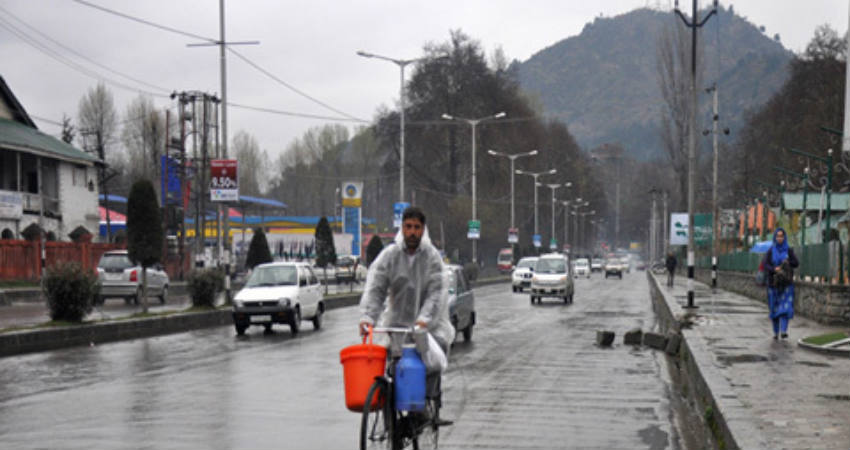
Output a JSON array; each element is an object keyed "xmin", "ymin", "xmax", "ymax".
[{"xmin": 340, "ymin": 329, "xmax": 387, "ymax": 412}]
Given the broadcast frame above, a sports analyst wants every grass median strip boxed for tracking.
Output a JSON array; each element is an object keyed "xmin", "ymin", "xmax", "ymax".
[{"xmin": 801, "ymin": 332, "xmax": 849, "ymax": 346}]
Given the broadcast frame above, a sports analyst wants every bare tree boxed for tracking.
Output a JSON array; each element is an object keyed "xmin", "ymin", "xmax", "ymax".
[
  {"xmin": 121, "ymin": 95, "xmax": 165, "ymax": 190},
  {"xmin": 656, "ymin": 19, "xmax": 701, "ymax": 210},
  {"xmin": 232, "ymin": 130, "xmax": 270, "ymax": 197},
  {"xmin": 78, "ymin": 83, "xmax": 118, "ymax": 241}
]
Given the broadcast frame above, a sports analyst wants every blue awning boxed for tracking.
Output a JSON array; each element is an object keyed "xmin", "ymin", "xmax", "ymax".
[
  {"xmin": 99, "ymin": 194, "xmax": 128, "ymax": 203},
  {"xmin": 236, "ymin": 195, "xmax": 287, "ymax": 208}
]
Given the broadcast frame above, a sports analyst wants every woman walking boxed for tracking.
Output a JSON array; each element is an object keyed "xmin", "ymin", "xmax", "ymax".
[{"xmin": 762, "ymin": 228, "xmax": 799, "ymax": 340}]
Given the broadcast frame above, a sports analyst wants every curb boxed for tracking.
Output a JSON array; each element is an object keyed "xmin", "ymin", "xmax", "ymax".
[
  {"xmin": 0, "ymin": 277, "xmax": 509, "ymax": 358},
  {"xmin": 796, "ymin": 338, "xmax": 850, "ymax": 356},
  {"xmin": 0, "ymin": 293, "xmax": 361, "ymax": 358},
  {"xmin": 646, "ymin": 271, "xmax": 769, "ymax": 450}
]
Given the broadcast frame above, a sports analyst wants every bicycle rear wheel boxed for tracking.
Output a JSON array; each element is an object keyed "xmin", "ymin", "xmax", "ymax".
[
  {"xmin": 412, "ymin": 397, "xmax": 440, "ymax": 450},
  {"xmin": 361, "ymin": 379, "xmax": 393, "ymax": 450}
]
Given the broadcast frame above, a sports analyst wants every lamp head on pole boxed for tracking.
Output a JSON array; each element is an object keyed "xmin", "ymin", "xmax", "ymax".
[
  {"xmin": 528, "ymin": 150, "xmax": 539, "ymax": 156},
  {"xmin": 487, "ymin": 149, "xmax": 499, "ymax": 156},
  {"xmin": 441, "ymin": 113, "xmax": 454, "ymax": 121},
  {"xmin": 493, "ymin": 112, "xmax": 506, "ymax": 119},
  {"xmin": 548, "ymin": 168, "xmax": 557, "ymax": 175},
  {"xmin": 356, "ymin": 50, "xmax": 374, "ymax": 58}
]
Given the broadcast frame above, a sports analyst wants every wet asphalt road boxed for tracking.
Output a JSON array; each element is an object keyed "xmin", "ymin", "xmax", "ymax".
[{"xmin": 0, "ymin": 271, "xmax": 682, "ymax": 449}]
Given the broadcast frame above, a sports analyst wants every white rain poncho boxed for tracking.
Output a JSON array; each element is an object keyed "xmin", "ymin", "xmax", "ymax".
[{"xmin": 358, "ymin": 226, "xmax": 455, "ymax": 350}]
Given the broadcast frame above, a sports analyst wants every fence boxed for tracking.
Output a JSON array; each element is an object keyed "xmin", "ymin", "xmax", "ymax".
[
  {"xmin": 0, "ymin": 239, "xmax": 123, "ymax": 281},
  {"xmin": 698, "ymin": 241, "xmax": 843, "ymax": 282}
]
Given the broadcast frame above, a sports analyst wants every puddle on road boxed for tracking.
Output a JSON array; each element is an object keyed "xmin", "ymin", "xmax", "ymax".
[
  {"xmin": 796, "ymin": 360, "xmax": 831, "ymax": 368},
  {"xmin": 638, "ymin": 424, "xmax": 669, "ymax": 450},
  {"xmin": 817, "ymin": 393, "xmax": 850, "ymax": 402},
  {"xmin": 584, "ymin": 311, "xmax": 643, "ymax": 318},
  {"xmin": 717, "ymin": 354, "xmax": 769, "ymax": 365}
]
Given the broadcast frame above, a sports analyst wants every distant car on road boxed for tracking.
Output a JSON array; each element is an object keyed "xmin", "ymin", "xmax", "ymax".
[
  {"xmin": 530, "ymin": 253, "xmax": 574, "ymax": 304},
  {"xmin": 604, "ymin": 258, "xmax": 624, "ymax": 279},
  {"xmin": 232, "ymin": 261, "xmax": 324, "ymax": 336},
  {"xmin": 95, "ymin": 250, "xmax": 169, "ymax": 305},
  {"xmin": 445, "ymin": 264, "xmax": 475, "ymax": 342},
  {"xmin": 511, "ymin": 257, "xmax": 537, "ymax": 292},
  {"xmin": 574, "ymin": 258, "xmax": 591, "ymax": 278},
  {"xmin": 591, "ymin": 258, "xmax": 603, "ymax": 272},
  {"xmin": 334, "ymin": 255, "xmax": 367, "ymax": 283}
]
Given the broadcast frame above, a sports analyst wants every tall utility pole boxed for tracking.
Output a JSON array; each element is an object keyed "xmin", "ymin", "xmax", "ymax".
[
  {"xmin": 487, "ymin": 149, "xmax": 538, "ymax": 233},
  {"xmin": 675, "ymin": 0, "xmax": 717, "ymax": 309},
  {"xmin": 442, "ymin": 112, "xmax": 506, "ymax": 263},
  {"xmin": 187, "ymin": 0, "xmax": 257, "ymax": 301},
  {"xmin": 705, "ymin": 84, "xmax": 729, "ymax": 289}
]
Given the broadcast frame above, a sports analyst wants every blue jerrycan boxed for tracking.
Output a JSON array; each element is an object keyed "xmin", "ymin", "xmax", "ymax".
[{"xmin": 395, "ymin": 345, "xmax": 426, "ymax": 411}]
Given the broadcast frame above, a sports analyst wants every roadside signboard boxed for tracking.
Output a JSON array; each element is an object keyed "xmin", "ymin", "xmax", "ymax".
[
  {"xmin": 670, "ymin": 213, "xmax": 713, "ymax": 246},
  {"xmin": 533, "ymin": 234, "xmax": 541, "ymax": 248},
  {"xmin": 508, "ymin": 227, "xmax": 518, "ymax": 244},
  {"xmin": 393, "ymin": 202, "xmax": 410, "ymax": 228},
  {"xmin": 210, "ymin": 159, "xmax": 238, "ymax": 201},
  {"xmin": 467, "ymin": 220, "xmax": 481, "ymax": 239},
  {"xmin": 549, "ymin": 238, "xmax": 557, "ymax": 250},
  {"xmin": 341, "ymin": 181, "xmax": 363, "ymax": 208}
]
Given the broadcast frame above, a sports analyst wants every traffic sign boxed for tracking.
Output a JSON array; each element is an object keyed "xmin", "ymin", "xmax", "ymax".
[
  {"xmin": 393, "ymin": 202, "xmax": 410, "ymax": 228},
  {"xmin": 549, "ymin": 238, "xmax": 557, "ymax": 250},
  {"xmin": 533, "ymin": 234, "xmax": 541, "ymax": 248},
  {"xmin": 507, "ymin": 227, "xmax": 518, "ymax": 243},
  {"xmin": 467, "ymin": 220, "xmax": 481, "ymax": 240}
]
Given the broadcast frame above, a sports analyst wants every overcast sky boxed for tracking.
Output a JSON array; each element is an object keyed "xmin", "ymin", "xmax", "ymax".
[{"xmin": 1, "ymin": 0, "xmax": 846, "ymax": 164}]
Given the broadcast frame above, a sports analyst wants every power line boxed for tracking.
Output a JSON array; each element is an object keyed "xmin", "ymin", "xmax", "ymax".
[
  {"xmin": 0, "ymin": 5, "xmax": 172, "ymax": 94},
  {"xmin": 227, "ymin": 48, "xmax": 366, "ymax": 122},
  {"xmin": 73, "ymin": 0, "xmax": 365, "ymax": 122},
  {"xmin": 229, "ymin": 102, "xmax": 368, "ymax": 123}
]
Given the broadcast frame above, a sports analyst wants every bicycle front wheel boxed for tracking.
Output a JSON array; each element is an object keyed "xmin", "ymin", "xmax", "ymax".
[
  {"xmin": 413, "ymin": 397, "xmax": 440, "ymax": 450},
  {"xmin": 361, "ymin": 379, "xmax": 393, "ymax": 450}
]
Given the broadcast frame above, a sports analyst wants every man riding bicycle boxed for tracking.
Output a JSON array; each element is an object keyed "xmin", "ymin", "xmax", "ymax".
[{"xmin": 358, "ymin": 206, "xmax": 454, "ymax": 372}]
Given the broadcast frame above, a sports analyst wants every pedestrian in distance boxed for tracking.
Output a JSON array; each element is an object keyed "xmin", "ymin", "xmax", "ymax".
[
  {"xmin": 762, "ymin": 228, "xmax": 799, "ymax": 340},
  {"xmin": 665, "ymin": 251, "xmax": 677, "ymax": 287}
]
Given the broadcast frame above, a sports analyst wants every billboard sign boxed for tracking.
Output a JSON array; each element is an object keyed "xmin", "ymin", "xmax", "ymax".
[{"xmin": 210, "ymin": 159, "xmax": 238, "ymax": 201}]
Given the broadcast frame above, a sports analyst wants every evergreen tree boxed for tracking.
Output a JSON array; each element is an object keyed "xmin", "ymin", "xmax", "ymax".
[
  {"xmin": 127, "ymin": 179, "xmax": 163, "ymax": 314},
  {"xmin": 365, "ymin": 234, "xmax": 384, "ymax": 267},
  {"xmin": 246, "ymin": 228, "xmax": 273, "ymax": 270},
  {"xmin": 314, "ymin": 217, "xmax": 336, "ymax": 293}
]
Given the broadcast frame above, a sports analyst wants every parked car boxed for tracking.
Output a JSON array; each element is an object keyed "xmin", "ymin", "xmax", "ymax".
[
  {"xmin": 231, "ymin": 261, "xmax": 324, "ymax": 336},
  {"xmin": 511, "ymin": 256, "xmax": 538, "ymax": 292},
  {"xmin": 335, "ymin": 255, "xmax": 367, "ymax": 283},
  {"xmin": 445, "ymin": 264, "xmax": 475, "ymax": 342},
  {"xmin": 573, "ymin": 258, "xmax": 591, "ymax": 278},
  {"xmin": 590, "ymin": 258, "xmax": 603, "ymax": 272},
  {"xmin": 604, "ymin": 258, "xmax": 624, "ymax": 279},
  {"xmin": 95, "ymin": 250, "xmax": 169, "ymax": 305},
  {"xmin": 530, "ymin": 253, "xmax": 574, "ymax": 304}
]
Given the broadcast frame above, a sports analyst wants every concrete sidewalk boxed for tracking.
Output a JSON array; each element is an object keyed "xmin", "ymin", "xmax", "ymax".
[{"xmin": 649, "ymin": 272, "xmax": 849, "ymax": 450}]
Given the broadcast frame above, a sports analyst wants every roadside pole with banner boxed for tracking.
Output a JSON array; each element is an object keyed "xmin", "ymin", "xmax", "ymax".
[
  {"xmin": 533, "ymin": 234, "xmax": 541, "ymax": 249},
  {"xmin": 508, "ymin": 227, "xmax": 518, "ymax": 244},
  {"xmin": 210, "ymin": 159, "xmax": 238, "ymax": 274},
  {"xmin": 467, "ymin": 220, "xmax": 481, "ymax": 239},
  {"xmin": 549, "ymin": 238, "xmax": 557, "ymax": 251},
  {"xmin": 342, "ymin": 181, "xmax": 363, "ymax": 257}
]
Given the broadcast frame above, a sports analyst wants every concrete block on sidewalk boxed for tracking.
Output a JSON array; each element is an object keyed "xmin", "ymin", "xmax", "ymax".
[
  {"xmin": 596, "ymin": 330, "xmax": 615, "ymax": 347},
  {"xmin": 665, "ymin": 333, "xmax": 681, "ymax": 355},
  {"xmin": 643, "ymin": 331, "xmax": 668, "ymax": 350},
  {"xmin": 624, "ymin": 328, "xmax": 643, "ymax": 346}
]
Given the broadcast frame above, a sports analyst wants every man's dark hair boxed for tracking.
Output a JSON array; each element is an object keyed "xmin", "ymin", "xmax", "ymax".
[{"xmin": 402, "ymin": 206, "xmax": 426, "ymax": 224}]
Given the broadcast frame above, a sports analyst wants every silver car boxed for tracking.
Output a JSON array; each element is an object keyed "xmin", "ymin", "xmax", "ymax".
[
  {"xmin": 95, "ymin": 250, "xmax": 169, "ymax": 305},
  {"xmin": 446, "ymin": 264, "xmax": 475, "ymax": 343}
]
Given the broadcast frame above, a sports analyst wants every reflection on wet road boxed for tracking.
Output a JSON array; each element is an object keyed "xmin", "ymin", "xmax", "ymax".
[{"xmin": 0, "ymin": 272, "xmax": 680, "ymax": 449}]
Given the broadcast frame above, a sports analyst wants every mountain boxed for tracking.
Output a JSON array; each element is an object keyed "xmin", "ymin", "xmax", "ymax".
[{"xmin": 516, "ymin": 6, "xmax": 793, "ymax": 160}]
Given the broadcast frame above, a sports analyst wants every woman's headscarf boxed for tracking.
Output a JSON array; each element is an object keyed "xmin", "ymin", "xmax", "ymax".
[{"xmin": 771, "ymin": 227, "xmax": 789, "ymax": 266}]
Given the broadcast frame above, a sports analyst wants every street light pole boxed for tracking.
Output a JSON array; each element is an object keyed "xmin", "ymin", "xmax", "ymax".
[
  {"xmin": 516, "ymin": 168, "xmax": 557, "ymax": 251},
  {"xmin": 442, "ymin": 112, "xmax": 506, "ymax": 263},
  {"xmin": 543, "ymin": 183, "xmax": 569, "ymax": 250},
  {"xmin": 358, "ymin": 51, "xmax": 432, "ymax": 204},
  {"xmin": 487, "ymin": 149, "xmax": 538, "ymax": 231}
]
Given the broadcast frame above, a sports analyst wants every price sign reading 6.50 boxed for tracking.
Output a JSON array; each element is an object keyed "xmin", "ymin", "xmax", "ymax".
[{"xmin": 210, "ymin": 159, "xmax": 239, "ymax": 201}]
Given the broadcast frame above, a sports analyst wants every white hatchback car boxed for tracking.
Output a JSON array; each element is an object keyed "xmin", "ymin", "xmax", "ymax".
[
  {"xmin": 232, "ymin": 262, "xmax": 324, "ymax": 336},
  {"xmin": 511, "ymin": 257, "xmax": 538, "ymax": 292},
  {"xmin": 530, "ymin": 253, "xmax": 574, "ymax": 304},
  {"xmin": 95, "ymin": 250, "xmax": 169, "ymax": 305},
  {"xmin": 573, "ymin": 258, "xmax": 591, "ymax": 278}
]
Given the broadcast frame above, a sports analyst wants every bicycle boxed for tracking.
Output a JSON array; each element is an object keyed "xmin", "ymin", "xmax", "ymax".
[{"xmin": 360, "ymin": 326, "xmax": 449, "ymax": 450}]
